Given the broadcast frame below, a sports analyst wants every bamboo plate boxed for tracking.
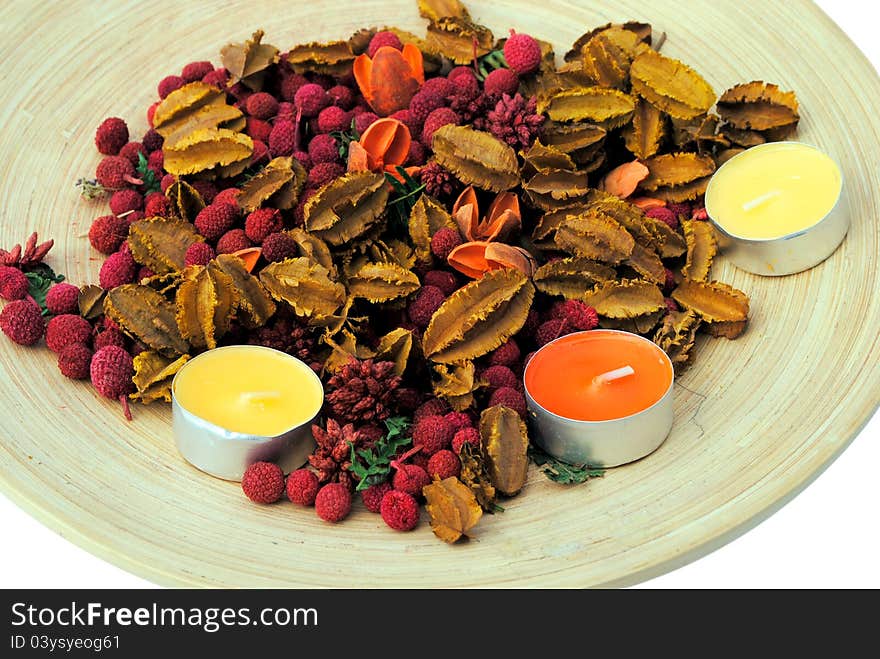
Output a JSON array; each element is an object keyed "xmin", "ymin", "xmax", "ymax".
[{"xmin": 1, "ymin": 0, "xmax": 878, "ymax": 588}]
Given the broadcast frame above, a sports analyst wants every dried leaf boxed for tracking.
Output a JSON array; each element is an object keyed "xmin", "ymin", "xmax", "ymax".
[
  {"xmin": 641, "ymin": 153, "xmax": 716, "ymax": 190},
  {"xmin": 409, "ymin": 193, "xmax": 456, "ymax": 263},
  {"xmin": 554, "ymin": 212, "xmax": 635, "ymax": 264},
  {"xmin": 565, "ymin": 22, "xmax": 652, "ymax": 61},
  {"xmin": 584, "ymin": 190, "xmax": 662, "ymax": 251},
  {"xmin": 152, "ymin": 82, "xmax": 225, "ymax": 136},
  {"xmin": 347, "ymin": 261, "xmax": 420, "ymax": 302},
  {"xmin": 533, "ymin": 256, "xmax": 616, "ymax": 298},
  {"xmin": 165, "ymin": 180, "xmax": 205, "ymax": 223},
  {"xmin": 653, "ymin": 309, "xmax": 702, "ymax": 373},
  {"xmin": 625, "ymin": 241, "xmax": 666, "ymax": 284},
  {"xmin": 623, "ymin": 97, "xmax": 666, "ymax": 159},
  {"xmin": 458, "ymin": 443, "xmax": 497, "ymax": 512},
  {"xmin": 375, "ymin": 328, "xmax": 414, "ymax": 376},
  {"xmin": 541, "ymin": 121, "xmax": 606, "ymax": 156},
  {"xmin": 540, "ymin": 87, "xmax": 635, "ymax": 129},
  {"xmin": 630, "ymin": 49, "xmax": 715, "ymax": 120},
  {"xmin": 323, "ymin": 328, "xmax": 375, "ymax": 373},
  {"xmin": 175, "ymin": 265, "xmax": 237, "ymax": 350},
  {"xmin": 104, "ymin": 284, "xmax": 189, "ymax": 356},
  {"xmin": 431, "ymin": 125, "xmax": 519, "ymax": 192},
  {"xmin": 422, "ymin": 268, "xmax": 534, "ymax": 364},
  {"xmin": 128, "ymin": 217, "xmax": 204, "ymax": 274},
  {"xmin": 600, "ymin": 309, "xmax": 663, "ymax": 334},
  {"xmin": 720, "ymin": 126, "xmax": 766, "ymax": 148},
  {"xmin": 285, "ymin": 41, "xmax": 355, "ymax": 76},
  {"xmin": 211, "ymin": 254, "xmax": 276, "ymax": 328},
  {"xmin": 523, "ymin": 169, "xmax": 591, "ymax": 210},
  {"xmin": 432, "ymin": 361, "xmax": 481, "ymax": 411},
  {"xmin": 581, "ymin": 27, "xmax": 646, "ymax": 89},
  {"xmin": 304, "ymin": 171, "xmax": 389, "ymax": 246},
  {"xmin": 717, "ymin": 81, "xmax": 799, "ymax": 132},
  {"xmin": 78, "ymin": 285, "xmax": 106, "ymax": 321},
  {"xmin": 425, "ymin": 16, "xmax": 493, "ymax": 64},
  {"xmin": 672, "ymin": 279, "xmax": 749, "ymax": 324},
  {"xmin": 532, "ymin": 205, "xmax": 580, "ymax": 242},
  {"xmin": 164, "ymin": 128, "xmax": 253, "ymax": 177},
  {"xmin": 160, "ymin": 101, "xmax": 245, "ymax": 147},
  {"xmin": 649, "ymin": 216, "xmax": 687, "ymax": 258},
  {"xmin": 649, "ymin": 176, "xmax": 713, "ymax": 203},
  {"xmin": 131, "ymin": 351, "xmax": 190, "ymax": 404},
  {"xmin": 681, "ymin": 219, "xmax": 717, "ymax": 282},
  {"xmin": 423, "ymin": 476, "xmax": 483, "ymax": 543},
  {"xmin": 480, "ymin": 405, "xmax": 529, "ymax": 496},
  {"xmin": 671, "ymin": 114, "xmax": 727, "ymax": 152},
  {"xmin": 237, "ymin": 156, "xmax": 305, "ymax": 213},
  {"xmin": 418, "ymin": 0, "xmax": 470, "ymax": 20},
  {"xmin": 582, "ymin": 279, "xmax": 665, "ymax": 319},
  {"xmin": 286, "ymin": 228, "xmax": 336, "ymax": 278},
  {"xmin": 221, "ymin": 30, "xmax": 279, "ymax": 90},
  {"xmin": 704, "ymin": 319, "xmax": 748, "ymax": 339},
  {"xmin": 259, "ymin": 257, "xmax": 346, "ymax": 320}
]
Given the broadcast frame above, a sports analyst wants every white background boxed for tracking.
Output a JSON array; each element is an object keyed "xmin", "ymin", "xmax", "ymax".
[{"xmin": 1, "ymin": 0, "xmax": 877, "ymax": 589}]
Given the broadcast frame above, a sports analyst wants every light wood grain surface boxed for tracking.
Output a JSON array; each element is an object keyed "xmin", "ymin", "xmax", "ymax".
[{"xmin": 0, "ymin": 0, "xmax": 877, "ymax": 588}]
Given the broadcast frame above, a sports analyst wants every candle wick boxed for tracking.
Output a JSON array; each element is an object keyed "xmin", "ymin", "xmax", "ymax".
[
  {"xmin": 742, "ymin": 189, "xmax": 781, "ymax": 212},
  {"xmin": 593, "ymin": 365, "xmax": 635, "ymax": 385}
]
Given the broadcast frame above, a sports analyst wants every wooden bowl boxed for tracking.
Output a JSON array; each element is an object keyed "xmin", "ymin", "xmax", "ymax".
[{"xmin": 1, "ymin": 0, "xmax": 878, "ymax": 587}]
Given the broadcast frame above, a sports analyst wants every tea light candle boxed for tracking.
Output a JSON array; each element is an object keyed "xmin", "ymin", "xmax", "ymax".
[
  {"xmin": 523, "ymin": 330, "xmax": 674, "ymax": 467},
  {"xmin": 171, "ymin": 345, "xmax": 323, "ymax": 481},
  {"xmin": 705, "ymin": 141, "xmax": 846, "ymax": 276}
]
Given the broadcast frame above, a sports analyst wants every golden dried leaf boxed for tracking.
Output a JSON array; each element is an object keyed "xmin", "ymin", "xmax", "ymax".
[
  {"xmin": 601, "ymin": 309, "xmax": 663, "ymax": 334},
  {"xmin": 625, "ymin": 241, "xmax": 666, "ymax": 284},
  {"xmin": 582, "ymin": 279, "xmax": 664, "ymax": 319},
  {"xmin": 641, "ymin": 153, "xmax": 715, "ymax": 190},
  {"xmin": 630, "ymin": 49, "xmax": 715, "ymax": 120},
  {"xmin": 375, "ymin": 328, "xmax": 414, "ymax": 376},
  {"xmin": 204, "ymin": 153, "xmax": 253, "ymax": 181},
  {"xmin": 581, "ymin": 27, "xmax": 645, "ymax": 89},
  {"xmin": 459, "ymin": 443, "xmax": 497, "ymax": 512},
  {"xmin": 717, "ymin": 81, "xmax": 799, "ymax": 132},
  {"xmin": 704, "ymin": 319, "xmax": 748, "ymax": 339},
  {"xmin": 554, "ymin": 212, "xmax": 635, "ymax": 264},
  {"xmin": 161, "ymin": 102, "xmax": 245, "ymax": 147},
  {"xmin": 540, "ymin": 87, "xmax": 635, "ymax": 129},
  {"xmin": 259, "ymin": 257, "xmax": 346, "ymax": 320},
  {"xmin": 138, "ymin": 271, "xmax": 182, "ymax": 294},
  {"xmin": 541, "ymin": 121, "xmax": 606, "ymax": 157},
  {"xmin": 164, "ymin": 128, "xmax": 253, "ymax": 177},
  {"xmin": 165, "ymin": 180, "xmax": 205, "ymax": 223},
  {"xmin": 237, "ymin": 157, "xmax": 301, "ymax": 213},
  {"xmin": 532, "ymin": 205, "xmax": 580, "ymax": 241},
  {"xmin": 175, "ymin": 265, "xmax": 237, "ymax": 350},
  {"xmin": 425, "ymin": 16, "xmax": 493, "ymax": 64},
  {"xmin": 418, "ymin": 0, "xmax": 470, "ymax": 20},
  {"xmin": 422, "ymin": 268, "xmax": 534, "ymax": 364},
  {"xmin": 104, "ymin": 285, "xmax": 188, "ymax": 356},
  {"xmin": 211, "ymin": 254, "xmax": 276, "ymax": 328},
  {"xmin": 653, "ymin": 309, "xmax": 702, "ymax": 373},
  {"xmin": 365, "ymin": 238, "xmax": 417, "ymax": 271},
  {"xmin": 285, "ymin": 40, "xmax": 355, "ymax": 76},
  {"xmin": 721, "ymin": 126, "xmax": 766, "ymax": 148},
  {"xmin": 286, "ymin": 228, "xmax": 336, "ymax": 277},
  {"xmin": 304, "ymin": 171, "xmax": 389, "ymax": 246},
  {"xmin": 432, "ymin": 361, "xmax": 481, "ymax": 411},
  {"xmin": 268, "ymin": 159, "xmax": 307, "ymax": 210},
  {"xmin": 128, "ymin": 217, "xmax": 204, "ymax": 275},
  {"xmin": 152, "ymin": 82, "xmax": 225, "ymax": 135},
  {"xmin": 78, "ymin": 285, "xmax": 106, "ymax": 321},
  {"xmin": 521, "ymin": 140, "xmax": 576, "ymax": 175},
  {"xmin": 221, "ymin": 30, "xmax": 279, "ymax": 90},
  {"xmin": 584, "ymin": 190, "xmax": 662, "ymax": 250},
  {"xmin": 681, "ymin": 219, "xmax": 717, "ymax": 282},
  {"xmin": 671, "ymin": 114, "xmax": 728, "ymax": 152},
  {"xmin": 533, "ymin": 256, "xmax": 616, "ymax": 299},
  {"xmin": 347, "ymin": 261, "xmax": 420, "ymax": 303},
  {"xmin": 715, "ymin": 148, "xmax": 746, "ymax": 167},
  {"xmin": 649, "ymin": 176, "xmax": 713, "ymax": 203},
  {"xmin": 565, "ymin": 22, "xmax": 652, "ymax": 61},
  {"xmin": 431, "ymin": 125, "xmax": 519, "ymax": 192},
  {"xmin": 623, "ymin": 97, "xmax": 666, "ymax": 159},
  {"xmin": 649, "ymin": 216, "xmax": 687, "ymax": 258},
  {"xmin": 672, "ymin": 279, "xmax": 749, "ymax": 323},
  {"xmin": 409, "ymin": 193, "xmax": 456, "ymax": 263},
  {"xmin": 323, "ymin": 329, "xmax": 375, "ymax": 373},
  {"xmin": 423, "ymin": 476, "xmax": 483, "ymax": 543},
  {"xmin": 479, "ymin": 405, "xmax": 529, "ymax": 496},
  {"xmin": 131, "ymin": 351, "xmax": 190, "ymax": 404},
  {"xmin": 523, "ymin": 169, "xmax": 591, "ymax": 211}
]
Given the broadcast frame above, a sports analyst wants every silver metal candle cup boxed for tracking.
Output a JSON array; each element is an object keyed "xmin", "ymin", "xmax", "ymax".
[
  {"xmin": 171, "ymin": 346, "xmax": 323, "ymax": 481},
  {"xmin": 523, "ymin": 330, "xmax": 674, "ymax": 468},
  {"xmin": 705, "ymin": 142, "xmax": 847, "ymax": 277}
]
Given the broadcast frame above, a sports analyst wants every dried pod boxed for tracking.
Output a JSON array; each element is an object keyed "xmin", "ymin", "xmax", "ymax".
[
  {"xmin": 479, "ymin": 405, "xmax": 529, "ymax": 497},
  {"xmin": 600, "ymin": 309, "xmax": 664, "ymax": 334},
  {"xmin": 542, "ymin": 121, "xmax": 607, "ymax": 157},
  {"xmin": 580, "ymin": 27, "xmax": 646, "ymax": 89},
  {"xmin": 259, "ymin": 257, "xmax": 346, "ymax": 320},
  {"xmin": 422, "ymin": 267, "xmax": 535, "ymax": 364},
  {"xmin": 175, "ymin": 265, "xmax": 238, "ymax": 350},
  {"xmin": 78, "ymin": 285, "xmax": 106, "ymax": 321},
  {"xmin": 447, "ymin": 241, "xmax": 537, "ymax": 280},
  {"xmin": 128, "ymin": 217, "xmax": 204, "ymax": 275},
  {"xmin": 625, "ymin": 241, "xmax": 666, "ymax": 284},
  {"xmin": 347, "ymin": 261, "xmax": 420, "ymax": 302},
  {"xmin": 131, "ymin": 351, "xmax": 190, "ymax": 404},
  {"xmin": 649, "ymin": 177, "xmax": 713, "ymax": 203},
  {"xmin": 717, "ymin": 81, "xmax": 799, "ymax": 133},
  {"xmin": 671, "ymin": 279, "xmax": 749, "ymax": 325},
  {"xmin": 533, "ymin": 256, "xmax": 616, "ymax": 299},
  {"xmin": 721, "ymin": 126, "xmax": 766, "ymax": 149},
  {"xmin": 681, "ymin": 219, "xmax": 717, "ymax": 281},
  {"xmin": 375, "ymin": 328, "xmax": 414, "ymax": 376},
  {"xmin": 163, "ymin": 128, "xmax": 254, "ymax": 177},
  {"xmin": 703, "ymin": 319, "xmax": 749, "ymax": 339},
  {"xmin": 160, "ymin": 101, "xmax": 245, "ymax": 148},
  {"xmin": 432, "ymin": 361, "xmax": 481, "ymax": 411},
  {"xmin": 641, "ymin": 153, "xmax": 716, "ymax": 191},
  {"xmin": 423, "ymin": 476, "xmax": 483, "ymax": 543},
  {"xmin": 431, "ymin": 125, "xmax": 519, "ymax": 192},
  {"xmin": 104, "ymin": 284, "xmax": 189, "ymax": 356},
  {"xmin": 532, "ymin": 205, "xmax": 580, "ymax": 242},
  {"xmin": 648, "ymin": 216, "xmax": 687, "ymax": 258},
  {"xmin": 582, "ymin": 279, "xmax": 665, "ymax": 319},
  {"xmin": 304, "ymin": 171, "xmax": 389, "ymax": 246},
  {"xmin": 323, "ymin": 329, "xmax": 375, "ymax": 373},
  {"xmin": 285, "ymin": 40, "xmax": 355, "ymax": 77},
  {"xmin": 152, "ymin": 82, "xmax": 225, "ymax": 136},
  {"xmin": 458, "ymin": 443, "xmax": 497, "ymax": 512},
  {"xmin": 418, "ymin": 0, "xmax": 470, "ymax": 20},
  {"xmin": 630, "ymin": 49, "xmax": 715, "ymax": 120},
  {"xmin": 237, "ymin": 156, "xmax": 305, "ymax": 213},
  {"xmin": 409, "ymin": 193, "xmax": 456, "ymax": 263},
  {"xmin": 523, "ymin": 169, "xmax": 591, "ymax": 211},
  {"xmin": 165, "ymin": 180, "xmax": 205, "ymax": 223},
  {"xmin": 221, "ymin": 29, "xmax": 279, "ymax": 90},
  {"xmin": 521, "ymin": 140, "xmax": 577, "ymax": 175},
  {"xmin": 539, "ymin": 87, "xmax": 635, "ymax": 129},
  {"xmin": 211, "ymin": 254, "xmax": 276, "ymax": 328},
  {"xmin": 623, "ymin": 97, "xmax": 666, "ymax": 159},
  {"xmin": 671, "ymin": 114, "xmax": 728, "ymax": 153},
  {"xmin": 585, "ymin": 190, "xmax": 662, "ymax": 251},
  {"xmin": 653, "ymin": 309, "xmax": 702, "ymax": 373},
  {"xmin": 554, "ymin": 212, "xmax": 635, "ymax": 264},
  {"xmin": 286, "ymin": 228, "xmax": 336, "ymax": 278},
  {"xmin": 425, "ymin": 16, "xmax": 493, "ymax": 64},
  {"xmin": 565, "ymin": 22, "xmax": 652, "ymax": 61}
]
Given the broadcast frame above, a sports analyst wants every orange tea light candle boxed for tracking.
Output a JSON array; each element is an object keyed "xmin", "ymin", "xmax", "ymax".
[{"xmin": 523, "ymin": 330, "xmax": 674, "ymax": 467}]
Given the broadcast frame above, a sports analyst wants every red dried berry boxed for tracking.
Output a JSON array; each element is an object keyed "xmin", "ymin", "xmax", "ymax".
[
  {"xmin": 422, "ymin": 270, "xmax": 457, "ymax": 295},
  {"xmin": 261, "ymin": 232, "xmax": 298, "ymax": 263},
  {"xmin": 146, "ymin": 101, "xmax": 159, "ymax": 127},
  {"xmin": 241, "ymin": 461, "xmax": 285, "ymax": 504},
  {"xmin": 663, "ymin": 268, "xmax": 676, "ymax": 294},
  {"xmin": 451, "ymin": 427, "xmax": 480, "ymax": 454},
  {"xmin": 361, "ymin": 481, "xmax": 393, "ymax": 513},
  {"xmin": 244, "ymin": 208, "xmax": 283, "ymax": 244},
  {"xmin": 184, "ymin": 242, "xmax": 215, "ymax": 267},
  {"xmin": 157, "ymin": 74, "xmax": 185, "ymax": 99},
  {"xmin": 367, "ymin": 31, "xmax": 403, "ymax": 57},
  {"xmin": 46, "ymin": 314, "xmax": 92, "ymax": 353},
  {"xmin": 483, "ymin": 67, "xmax": 520, "ymax": 97},
  {"xmin": 90, "ymin": 345, "xmax": 134, "ymax": 399},
  {"xmin": 421, "ymin": 107, "xmax": 459, "ymax": 146},
  {"xmin": 535, "ymin": 318, "xmax": 572, "ymax": 347},
  {"xmin": 0, "ymin": 299, "xmax": 44, "ymax": 345},
  {"xmin": 409, "ymin": 89, "xmax": 446, "ymax": 124},
  {"xmin": 412, "ymin": 415, "xmax": 455, "ymax": 456},
  {"xmin": 194, "ymin": 203, "xmax": 238, "ymax": 241},
  {"xmin": 483, "ymin": 365, "xmax": 518, "ymax": 392},
  {"xmin": 316, "ymin": 106, "xmax": 351, "ymax": 134},
  {"xmin": 422, "ymin": 76, "xmax": 455, "ymax": 98},
  {"xmin": 448, "ymin": 66, "xmax": 477, "ymax": 82},
  {"xmin": 504, "ymin": 30, "xmax": 542, "ymax": 75},
  {"xmin": 390, "ymin": 108, "xmax": 422, "ymax": 136},
  {"xmin": 94, "ymin": 327, "xmax": 127, "ymax": 351},
  {"xmin": 380, "ymin": 490, "xmax": 419, "ymax": 531},
  {"xmin": 488, "ymin": 339, "xmax": 521, "ymax": 367},
  {"xmin": 118, "ymin": 141, "xmax": 146, "ymax": 166},
  {"xmin": 327, "ymin": 85, "xmax": 355, "ymax": 110},
  {"xmin": 294, "ymin": 83, "xmax": 330, "ymax": 118},
  {"xmin": 427, "ymin": 449, "xmax": 461, "ymax": 480},
  {"xmin": 488, "ymin": 386, "xmax": 527, "ymax": 418},
  {"xmin": 444, "ymin": 411, "xmax": 472, "ymax": 434},
  {"xmin": 280, "ymin": 73, "xmax": 310, "ymax": 102},
  {"xmin": 245, "ymin": 117, "xmax": 272, "ymax": 143},
  {"xmin": 160, "ymin": 174, "xmax": 175, "ymax": 193},
  {"xmin": 307, "ymin": 162, "xmax": 344, "ymax": 189},
  {"xmin": 0, "ymin": 266, "xmax": 28, "ymax": 301},
  {"xmin": 95, "ymin": 156, "xmax": 138, "ymax": 189},
  {"xmin": 245, "ymin": 92, "xmax": 279, "ymax": 120},
  {"xmin": 213, "ymin": 188, "xmax": 240, "ymax": 207},
  {"xmin": 314, "ymin": 482, "xmax": 352, "ymax": 522},
  {"xmin": 430, "ymin": 227, "xmax": 462, "ymax": 261},
  {"xmin": 147, "ymin": 149, "xmax": 164, "ymax": 172},
  {"xmin": 137, "ymin": 266, "xmax": 154, "ymax": 282},
  {"xmin": 268, "ymin": 120, "xmax": 297, "ymax": 157},
  {"xmin": 646, "ymin": 206, "xmax": 678, "ymax": 230},
  {"xmin": 201, "ymin": 67, "xmax": 229, "ymax": 88},
  {"xmin": 181, "ymin": 60, "xmax": 214, "ymax": 83},
  {"xmin": 353, "ymin": 111, "xmax": 380, "ymax": 135},
  {"xmin": 407, "ymin": 285, "xmax": 445, "ymax": 329},
  {"xmin": 405, "ymin": 140, "xmax": 428, "ymax": 167},
  {"xmin": 549, "ymin": 299, "xmax": 599, "ymax": 331},
  {"xmin": 665, "ymin": 297, "xmax": 680, "ymax": 313},
  {"xmin": 420, "ymin": 161, "xmax": 460, "ymax": 198},
  {"xmin": 109, "ymin": 189, "xmax": 143, "ymax": 216},
  {"xmin": 142, "ymin": 129, "xmax": 164, "ymax": 153},
  {"xmin": 308, "ymin": 133, "xmax": 340, "ymax": 164},
  {"xmin": 99, "ymin": 249, "xmax": 136, "ymax": 289},
  {"xmin": 58, "ymin": 343, "xmax": 93, "ymax": 380},
  {"xmin": 392, "ymin": 463, "xmax": 430, "ymax": 497},
  {"xmin": 45, "ymin": 283, "xmax": 80, "ymax": 315},
  {"xmin": 94, "ymin": 117, "xmax": 129, "ymax": 155},
  {"xmin": 216, "ymin": 229, "xmax": 252, "ymax": 255},
  {"xmin": 143, "ymin": 192, "xmax": 171, "ymax": 217},
  {"xmin": 414, "ymin": 397, "xmax": 450, "ymax": 423},
  {"xmin": 667, "ymin": 202, "xmax": 692, "ymax": 218},
  {"xmin": 286, "ymin": 469, "xmax": 320, "ymax": 506}
]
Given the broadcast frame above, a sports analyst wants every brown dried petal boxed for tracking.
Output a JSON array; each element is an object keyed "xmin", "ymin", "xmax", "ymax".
[
  {"xmin": 601, "ymin": 310, "xmax": 663, "ymax": 334},
  {"xmin": 649, "ymin": 216, "xmax": 687, "ymax": 258},
  {"xmin": 104, "ymin": 284, "xmax": 189, "ymax": 356},
  {"xmin": 479, "ymin": 405, "xmax": 529, "ymax": 497},
  {"xmin": 642, "ymin": 153, "xmax": 715, "ymax": 190},
  {"xmin": 653, "ymin": 309, "xmax": 702, "ymax": 373},
  {"xmin": 431, "ymin": 125, "xmax": 519, "ymax": 192},
  {"xmin": 418, "ymin": 0, "xmax": 470, "ymax": 20},
  {"xmin": 630, "ymin": 50, "xmax": 715, "ymax": 120},
  {"xmin": 542, "ymin": 121, "xmax": 606, "ymax": 155},
  {"xmin": 259, "ymin": 257, "xmax": 345, "ymax": 320},
  {"xmin": 432, "ymin": 361, "xmax": 481, "ymax": 411},
  {"xmin": 704, "ymin": 319, "xmax": 748, "ymax": 340},
  {"xmin": 649, "ymin": 176, "xmax": 713, "ymax": 203},
  {"xmin": 211, "ymin": 254, "xmax": 276, "ymax": 328},
  {"xmin": 554, "ymin": 212, "xmax": 635, "ymax": 264},
  {"xmin": 422, "ymin": 267, "xmax": 534, "ymax": 364},
  {"xmin": 164, "ymin": 128, "xmax": 253, "ymax": 177},
  {"xmin": 681, "ymin": 219, "xmax": 717, "ymax": 282},
  {"xmin": 671, "ymin": 279, "xmax": 749, "ymax": 324},
  {"xmin": 582, "ymin": 279, "xmax": 664, "ymax": 319},
  {"xmin": 375, "ymin": 328, "xmax": 414, "ymax": 376},
  {"xmin": 152, "ymin": 82, "xmax": 225, "ymax": 135},
  {"xmin": 165, "ymin": 180, "xmax": 205, "ymax": 223},
  {"xmin": 128, "ymin": 217, "xmax": 204, "ymax": 275},
  {"xmin": 565, "ymin": 22, "xmax": 652, "ymax": 61},
  {"xmin": 221, "ymin": 30, "xmax": 279, "ymax": 90},
  {"xmin": 78, "ymin": 285, "xmax": 106, "ymax": 321},
  {"xmin": 347, "ymin": 261, "xmax": 420, "ymax": 303},
  {"xmin": 131, "ymin": 351, "xmax": 190, "ymax": 404},
  {"xmin": 671, "ymin": 114, "xmax": 728, "ymax": 152},
  {"xmin": 623, "ymin": 97, "xmax": 666, "ymax": 159},
  {"xmin": 304, "ymin": 171, "xmax": 389, "ymax": 246},
  {"xmin": 625, "ymin": 241, "xmax": 666, "ymax": 284},
  {"xmin": 425, "ymin": 16, "xmax": 493, "ymax": 64},
  {"xmin": 175, "ymin": 265, "xmax": 237, "ymax": 350},
  {"xmin": 720, "ymin": 126, "xmax": 766, "ymax": 148},
  {"xmin": 237, "ymin": 156, "xmax": 303, "ymax": 213},
  {"xmin": 286, "ymin": 228, "xmax": 336, "ymax": 278},
  {"xmin": 584, "ymin": 190, "xmax": 662, "ymax": 250},
  {"xmin": 285, "ymin": 41, "xmax": 354, "ymax": 76},
  {"xmin": 409, "ymin": 193, "xmax": 456, "ymax": 263},
  {"xmin": 540, "ymin": 87, "xmax": 635, "ymax": 129},
  {"xmin": 717, "ymin": 81, "xmax": 799, "ymax": 132},
  {"xmin": 161, "ymin": 102, "xmax": 245, "ymax": 147},
  {"xmin": 458, "ymin": 443, "xmax": 497, "ymax": 512},
  {"xmin": 520, "ymin": 140, "xmax": 576, "ymax": 176},
  {"xmin": 533, "ymin": 256, "xmax": 616, "ymax": 299},
  {"xmin": 423, "ymin": 476, "xmax": 483, "ymax": 543},
  {"xmin": 523, "ymin": 169, "xmax": 590, "ymax": 211}
]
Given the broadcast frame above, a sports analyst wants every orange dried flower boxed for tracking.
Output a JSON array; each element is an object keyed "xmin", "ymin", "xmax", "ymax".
[
  {"xmin": 347, "ymin": 118, "xmax": 417, "ymax": 182},
  {"xmin": 353, "ymin": 44, "xmax": 424, "ymax": 117}
]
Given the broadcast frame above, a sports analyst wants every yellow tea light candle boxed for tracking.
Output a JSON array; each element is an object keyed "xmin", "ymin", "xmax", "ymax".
[
  {"xmin": 705, "ymin": 142, "xmax": 847, "ymax": 276},
  {"xmin": 171, "ymin": 345, "xmax": 323, "ymax": 481}
]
